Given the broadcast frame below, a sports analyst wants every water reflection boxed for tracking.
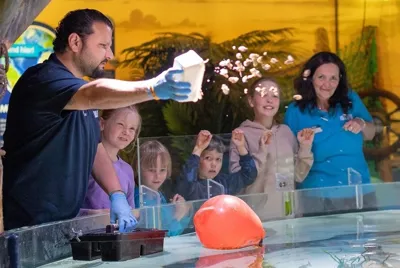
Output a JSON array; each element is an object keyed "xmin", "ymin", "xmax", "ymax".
[
  {"xmin": 324, "ymin": 242, "xmax": 400, "ymax": 268},
  {"xmin": 162, "ymin": 230, "xmax": 400, "ymax": 268},
  {"xmin": 163, "ymin": 246, "xmax": 267, "ymax": 268}
]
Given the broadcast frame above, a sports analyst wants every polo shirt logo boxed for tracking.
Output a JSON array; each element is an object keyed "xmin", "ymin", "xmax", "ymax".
[{"xmin": 340, "ymin": 114, "xmax": 353, "ymax": 121}]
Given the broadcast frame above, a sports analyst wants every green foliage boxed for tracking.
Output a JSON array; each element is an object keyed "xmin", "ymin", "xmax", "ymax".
[
  {"xmin": 120, "ymin": 32, "xmax": 222, "ymax": 78},
  {"xmin": 338, "ymin": 26, "xmax": 378, "ymax": 91},
  {"xmin": 137, "ymin": 101, "xmax": 169, "ymax": 137},
  {"xmin": 169, "ymin": 135, "xmax": 196, "ymax": 171},
  {"xmin": 162, "ymin": 102, "xmax": 198, "ymax": 135}
]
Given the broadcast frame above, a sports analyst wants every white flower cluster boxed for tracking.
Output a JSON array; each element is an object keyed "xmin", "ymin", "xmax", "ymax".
[
  {"xmin": 215, "ymin": 45, "xmax": 294, "ymax": 96},
  {"xmin": 255, "ymin": 84, "xmax": 279, "ymax": 98}
]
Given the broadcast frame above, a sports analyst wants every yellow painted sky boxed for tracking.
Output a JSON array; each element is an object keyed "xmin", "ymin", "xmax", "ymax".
[{"xmin": 35, "ymin": 0, "xmax": 400, "ymax": 92}]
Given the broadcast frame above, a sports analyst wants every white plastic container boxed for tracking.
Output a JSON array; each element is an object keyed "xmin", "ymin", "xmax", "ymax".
[{"xmin": 172, "ymin": 50, "xmax": 206, "ymax": 102}]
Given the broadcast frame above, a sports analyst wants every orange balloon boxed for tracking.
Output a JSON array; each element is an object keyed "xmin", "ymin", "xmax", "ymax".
[{"xmin": 194, "ymin": 195, "xmax": 265, "ymax": 249}]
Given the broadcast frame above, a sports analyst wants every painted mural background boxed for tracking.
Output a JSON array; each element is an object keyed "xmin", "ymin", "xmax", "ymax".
[{"xmin": 9, "ymin": 0, "xmax": 400, "ymax": 183}]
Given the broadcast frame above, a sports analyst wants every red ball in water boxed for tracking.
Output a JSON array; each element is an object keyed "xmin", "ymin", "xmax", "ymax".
[{"xmin": 194, "ymin": 195, "xmax": 265, "ymax": 249}]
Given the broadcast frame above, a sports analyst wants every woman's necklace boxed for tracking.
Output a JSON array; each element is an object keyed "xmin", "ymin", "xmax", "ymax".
[{"xmin": 318, "ymin": 105, "xmax": 329, "ymax": 111}]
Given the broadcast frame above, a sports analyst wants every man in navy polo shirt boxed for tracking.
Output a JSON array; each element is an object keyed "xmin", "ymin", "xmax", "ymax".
[{"xmin": 2, "ymin": 9, "xmax": 191, "ymax": 231}]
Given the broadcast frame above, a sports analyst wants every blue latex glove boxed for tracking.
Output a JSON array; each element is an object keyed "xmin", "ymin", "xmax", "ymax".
[
  {"xmin": 110, "ymin": 192, "xmax": 138, "ymax": 232},
  {"xmin": 151, "ymin": 68, "xmax": 192, "ymax": 101}
]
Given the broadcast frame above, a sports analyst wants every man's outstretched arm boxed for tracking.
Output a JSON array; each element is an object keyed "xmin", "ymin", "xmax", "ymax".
[{"xmin": 64, "ymin": 69, "xmax": 191, "ymax": 110}]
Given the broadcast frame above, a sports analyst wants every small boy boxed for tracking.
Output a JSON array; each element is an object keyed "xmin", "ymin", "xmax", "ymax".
[{"xmin": 177, "ymin": 129, "xmax": 263, "ymax": 200}]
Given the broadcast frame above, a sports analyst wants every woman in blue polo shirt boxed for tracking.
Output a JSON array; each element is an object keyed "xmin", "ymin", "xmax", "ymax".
[{"xmin": 284, "ymin": 52, "xmax": 376, "ymax": 215}]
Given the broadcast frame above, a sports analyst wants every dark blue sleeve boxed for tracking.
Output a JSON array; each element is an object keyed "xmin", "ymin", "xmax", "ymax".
[
  {"xmin": 28, "ymin": 63, "xmax": 87, "ymax": 113},
  {"xmin": 216, "ymin": 154, "xmax": 258, "ymax": 195},
  {"xmin": 180, "ymin": 154, "xmax": 200, "ymax": 182},
  {"xmin": 176, "ymin": 154, "xmax": 207, "ymax": 200}
]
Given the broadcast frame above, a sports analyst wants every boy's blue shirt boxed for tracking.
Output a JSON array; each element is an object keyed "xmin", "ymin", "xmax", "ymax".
[{"xmin": 176, "ymin": 153, "xmax": 257, "ymax": 201}]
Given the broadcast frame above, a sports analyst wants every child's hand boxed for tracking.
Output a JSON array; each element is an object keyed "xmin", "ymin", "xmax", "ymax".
[
  {"xmin": 171, "ymin": 194, "xmax": 191, "ymax": 220},
  {"xmin": 260, "ymin": 130, "xmax": 273, "ymax": 150},
  {"xmin": 231, "ymin": 129, "xmax": 247, "ymax": 155},
  {"xmin": 171, "ymin": 194, "xmax": 185, "ymax": 203},
  {"xmin": 193, "ymin": 130, "xmax": 212, "ymax": 156},
  {"xmin": 297, "ymin": 128, "xmax": 315, "ymax": 146}
]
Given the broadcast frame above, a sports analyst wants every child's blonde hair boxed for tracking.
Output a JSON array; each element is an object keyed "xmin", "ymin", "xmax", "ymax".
[
  {"xmin": 135, "ymin": 140, "xmax": 172, "ymax": 184},
  {"xmin": 101, "ymin": 105, "xmax": 142, "ymax": 151}
]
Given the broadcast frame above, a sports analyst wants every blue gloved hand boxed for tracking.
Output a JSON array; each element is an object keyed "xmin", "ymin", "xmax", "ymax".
[
  {"xmin": 150, "ymin": 68, "xmax": 192, "ymax": 101},
  {"xmin": 110, "ymin": 192, "xmax": 138, "ymax": 232}
]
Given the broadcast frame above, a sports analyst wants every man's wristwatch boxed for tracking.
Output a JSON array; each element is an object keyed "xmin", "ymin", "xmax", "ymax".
[{"xmin": 147, "ymin": 85, "xmax": 160, "ymax": 100}]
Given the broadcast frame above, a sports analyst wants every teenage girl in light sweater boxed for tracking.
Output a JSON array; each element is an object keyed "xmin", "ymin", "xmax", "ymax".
[{"xmin": 229, "ymin": 77, "xmax": 315, "ymax": 220}]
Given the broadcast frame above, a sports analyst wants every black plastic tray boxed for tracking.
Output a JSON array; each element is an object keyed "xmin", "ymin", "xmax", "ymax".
[{"xmin": 70, "ymin": 226, "xmax": 168, "ymax": 262}]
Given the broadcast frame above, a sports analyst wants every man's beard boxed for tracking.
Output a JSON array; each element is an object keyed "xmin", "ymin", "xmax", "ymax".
[
  {"xmin": 89, "ymin": 62, "xmax": 107, "ymax": 79},
  {"xmin": 77, "ymin": 57, "xmax": 107, "ymax": 79}
]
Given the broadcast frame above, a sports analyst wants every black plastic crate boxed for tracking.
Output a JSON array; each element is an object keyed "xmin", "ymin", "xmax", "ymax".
[{"xmin": 70, "ymin": 226, "xmax": 167, "ymax": 262}]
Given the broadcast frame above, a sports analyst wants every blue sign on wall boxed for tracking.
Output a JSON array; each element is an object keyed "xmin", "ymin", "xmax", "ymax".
[{"xmin": 0, "ymin": 22, "xmax": 56, "ymax": 147}]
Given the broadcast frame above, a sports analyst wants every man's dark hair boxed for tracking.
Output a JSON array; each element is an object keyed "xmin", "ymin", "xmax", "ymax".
[{"xmin": 53, "ymin": 9, "xmax": 113, "ymax": 53}]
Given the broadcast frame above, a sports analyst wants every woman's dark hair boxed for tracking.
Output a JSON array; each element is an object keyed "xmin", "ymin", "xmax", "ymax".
[
  {"xmin": 294, "ymin": 51, "xmax": 352, "ymax": 114},
  {"xmin": 53, "ymin": 9, "xmax": 113, "ymax": 53}
]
